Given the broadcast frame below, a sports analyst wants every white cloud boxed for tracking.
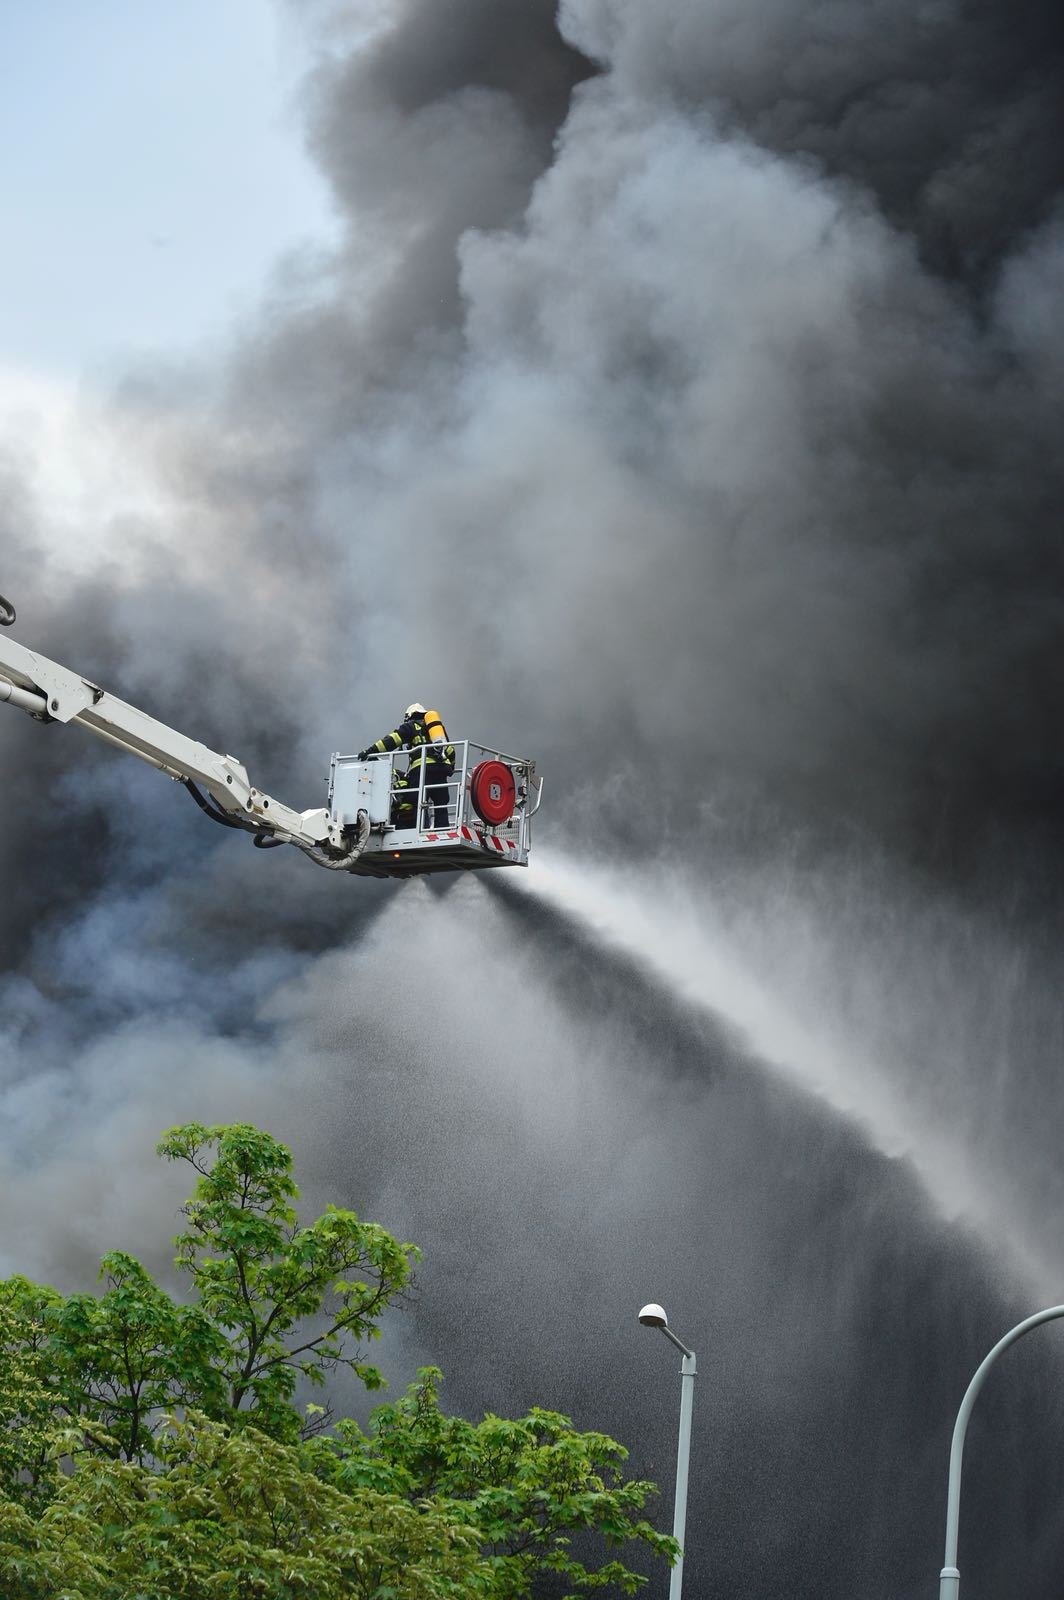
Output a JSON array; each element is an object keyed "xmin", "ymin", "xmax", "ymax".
[{"xmin": 0, "ymin": 366, "xmax": 170, "ymax": 575}]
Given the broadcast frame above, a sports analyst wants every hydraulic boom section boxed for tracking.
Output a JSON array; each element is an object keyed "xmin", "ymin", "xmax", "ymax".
[{"xmin": 0, "ymin": 602, "xmax": 540, "ymax": 879}]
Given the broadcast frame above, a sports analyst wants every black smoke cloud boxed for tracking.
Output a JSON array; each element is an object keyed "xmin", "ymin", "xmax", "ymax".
[
  {"xmin": 4, "ymin": 0, "xmax": 1064, "ymax": 1594},
  {"xmin": 236, "ymin": 0, "xmax": 1064, "ymax": 879},
  {"xmin": 562, "ymin": 0, "xmax": 1064, "ymax": 280}
]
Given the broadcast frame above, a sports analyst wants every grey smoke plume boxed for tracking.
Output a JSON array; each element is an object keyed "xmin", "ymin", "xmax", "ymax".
[
  {"xmin": 5, "ymin": 0, "xmax": 1064, "ymax": 1593},
  {"xmin": 561, "ymin": 0, "xmax": 1064, "ymax": 279}
]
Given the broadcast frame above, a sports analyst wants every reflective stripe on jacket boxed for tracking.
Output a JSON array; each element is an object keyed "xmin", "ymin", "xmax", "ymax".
[{"xmin": 371, "ymin": 717, "xmax": 455, "ymax": 771}]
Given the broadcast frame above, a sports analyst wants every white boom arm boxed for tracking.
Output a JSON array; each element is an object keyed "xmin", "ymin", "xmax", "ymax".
[{"xmin": 0, "ymin": 627, "xmax": 352, "ymax": 856}]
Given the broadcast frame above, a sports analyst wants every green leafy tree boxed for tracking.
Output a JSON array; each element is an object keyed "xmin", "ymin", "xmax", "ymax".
[
  {"xmin": 0, "ymin": 1295, "xmax": 64, "ymax": 1504},
  {"xmin": 0, "ymin": 1411, "xmax": 487, "ymax": 1600},
  {"xmin": 0, "ymin": 1124, "xmax": 676, "ymax": 1596},
  {"xmin": 0, "ymin": 1396, "xmax": 674, "ymax": 1600},
  {"xmin": 0, "ymin": 1125, "xmax": 418, "ymax": 1459},
  {"xmin": 157, "ymin": 1123, "xmax": 419, "ymax": 1438},
  {"xmin": 317, "ymin": 1367, "xmax": 677, "ymax": 1595},
  {"xmin": 0, "ymin": 1257, "xmax": 229, "ymax": 1463}
]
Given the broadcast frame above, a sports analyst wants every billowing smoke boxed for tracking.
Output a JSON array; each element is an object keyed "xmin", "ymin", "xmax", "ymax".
[{"xmin": 4, "ymin": 0, "xmax": 1064, "ymax": 1593}]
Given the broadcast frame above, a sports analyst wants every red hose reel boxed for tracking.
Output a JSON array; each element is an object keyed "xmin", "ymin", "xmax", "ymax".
[{"xmin": 469, "ymin": 760, "xmax": 516, "ymax": 826}]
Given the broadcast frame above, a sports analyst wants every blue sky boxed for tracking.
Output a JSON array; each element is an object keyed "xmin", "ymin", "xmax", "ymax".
[{"xmin": 0, "ymin": 0, "xmax": 337, "ymax": 381}]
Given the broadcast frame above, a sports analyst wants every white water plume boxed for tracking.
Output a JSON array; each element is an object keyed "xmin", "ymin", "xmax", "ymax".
[{"xmin": 512, "ymin": 851, "xmax": 1053, "ymax": 1295}]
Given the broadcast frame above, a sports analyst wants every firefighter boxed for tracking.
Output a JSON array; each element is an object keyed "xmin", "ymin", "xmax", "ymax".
[{"xmin": 359, "ymin": 704, "xmax": 456, "ymax": 828}]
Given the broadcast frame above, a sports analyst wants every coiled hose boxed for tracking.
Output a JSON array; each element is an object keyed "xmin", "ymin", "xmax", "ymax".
[
  {"xmin": 0, "ymin": 595, "xmax": 15, "ymax": 627},
  {"xmin": 296, "ymin": 808, "xmax": 371, "ymax": 871}
]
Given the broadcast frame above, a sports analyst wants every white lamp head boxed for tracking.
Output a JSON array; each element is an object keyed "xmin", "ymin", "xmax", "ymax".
[{"xmin": 638, "ymin": 1302, "xmax": 668, "ymax": 1328}]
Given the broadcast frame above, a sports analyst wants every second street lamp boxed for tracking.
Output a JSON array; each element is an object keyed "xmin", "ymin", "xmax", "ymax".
[
  {"xmin": 939, "ymin": 1303, "xmax": 1064, "ymax": 1599},
  {"xmin": 639, "ymin": 1302, "xmax": 697, "ymax": 1600}
]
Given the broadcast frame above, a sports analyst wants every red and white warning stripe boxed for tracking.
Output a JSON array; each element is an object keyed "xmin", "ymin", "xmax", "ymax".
[{"xmin": 423, "ymin": 827, "xmax": 518, "ymax": 852}]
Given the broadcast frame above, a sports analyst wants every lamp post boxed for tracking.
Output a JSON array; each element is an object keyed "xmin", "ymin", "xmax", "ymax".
[
  {"xmin": 939, "ymin": 1303, "xmax": 1064, "ymax": 1599},
  {"xmin": 639, "ymin": 1303, "xmax": 696, "ymax": 1600}
]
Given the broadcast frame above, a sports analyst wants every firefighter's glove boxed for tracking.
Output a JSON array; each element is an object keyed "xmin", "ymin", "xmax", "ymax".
[{"xmin": 358, "ymin": 748, "xmax": 372, "ymax": 760}]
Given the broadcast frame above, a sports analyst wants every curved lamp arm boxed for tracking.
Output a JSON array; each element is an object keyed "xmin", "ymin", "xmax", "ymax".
[{"xmin": 940, "ymin": 1304, "xmax": 1064, "ymax": 1599}]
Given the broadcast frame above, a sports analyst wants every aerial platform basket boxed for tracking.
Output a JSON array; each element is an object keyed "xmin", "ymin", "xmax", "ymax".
[
  {"xmin": 329, "ymin": 741, "xmax": 541, "ymax": 879},
  {"xmin": 0, "ymin": 601, "xmax": 541, "ymax": 880}
]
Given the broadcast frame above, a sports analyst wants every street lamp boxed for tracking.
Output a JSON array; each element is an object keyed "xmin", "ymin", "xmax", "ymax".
[
  {"xmin": 639, "ymin": 1303, "xmax": 697, "ymax": 1600},
  {"xmin": 939, "ymin": 1303, "xmax": 1064, "ymax": 1599}
]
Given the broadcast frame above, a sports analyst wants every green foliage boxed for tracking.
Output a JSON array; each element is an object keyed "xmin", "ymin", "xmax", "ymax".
[
  {"xmin": 317, "ymin": 1367, "xmax": 678, "ymax": 1595},
  {"xmin": 0, "ymin": 1294, "xmax": 64, "ymax": 1503},
  {"xmin": 157, "ymin": 1123, "xmax": 419, "ymax": 1439},
  {"xmin": 0, "ymin": 1411, "xmax": 486, "ymax": 1599},
  {"xmin": 0, "ymin": 1124, "xmax": 675, "ymax": 1597},
  {"xmin": 2, "ymin": 1256, "xmax": 230, "ymax": 1463},
  {"xmin": 0, "ymin": 1124, "xmax": 418, "ymax": 1459}
]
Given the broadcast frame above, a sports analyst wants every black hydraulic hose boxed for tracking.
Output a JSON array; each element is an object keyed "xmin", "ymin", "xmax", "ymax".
[
  {"xmin": 0, "ymin": 594, "xmax": 15, "ymax": 627},
  {"xmin": 186, "ymin": 781, "xmax": 286, "ymax": 850},
  {"xmin": 183, "ymin": 779, "xmax": 260, "ymax": 834},
  {"xmin": 185, "ymin": 780, "xmax": 369, "ymax": 870}
]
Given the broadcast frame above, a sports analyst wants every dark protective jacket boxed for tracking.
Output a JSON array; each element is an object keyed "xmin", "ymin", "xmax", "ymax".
[{"xmin": 368, "ymin": 716, "xmax": 455, "ymax": 775}]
